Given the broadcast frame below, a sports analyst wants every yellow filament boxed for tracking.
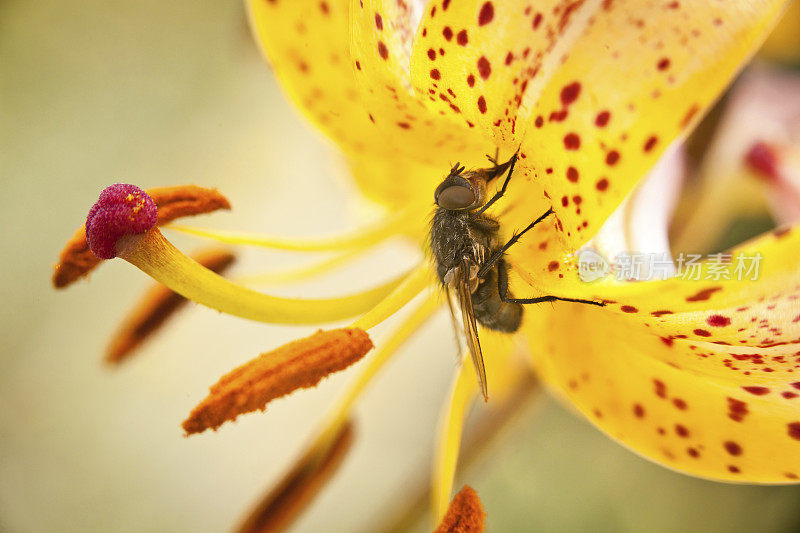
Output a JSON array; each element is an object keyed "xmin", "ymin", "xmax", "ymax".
[
  {"xmin": 166, "ymin": 205, "xmax": 427, "ymax": 252},
  {"xmin": 303, "ymin": 293, "xmax": 440, "ymax": 459},
  {"xmin": 432, "ymin": 359, "xmax": 478, "ymax": 525},
  {"xmin": 119, "ymin": 229, "xmax": 413, "ymax": 325},
  {"xmin": 234, "ymin": 247, "xmax": 369, "ymax": 286},
  {"xmin": 350, "ymin": 264, "xmax": 434, "ymax": 331}
]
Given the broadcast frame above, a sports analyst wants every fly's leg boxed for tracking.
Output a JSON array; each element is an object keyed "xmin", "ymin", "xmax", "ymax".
[
  {"xmin": 476, "ymin": 208, "xmax": 553, "ymax": 279},
  {"xmin": 496, "ymin": 259, "xmax": 605, "ymax": 306},
  {"xmin": 474, "ymin": 149, "xmax": 520, "ymax": 216}
]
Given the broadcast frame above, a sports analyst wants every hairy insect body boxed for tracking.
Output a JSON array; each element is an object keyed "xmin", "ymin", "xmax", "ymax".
[{"xmin": 430, "ymin": 207, "xmax": 523, "ymax": 333}]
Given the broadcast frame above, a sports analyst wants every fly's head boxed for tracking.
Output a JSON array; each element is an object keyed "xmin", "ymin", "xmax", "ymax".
[{"xmin": 433, "ymin": 163, "xmax": 488, "ymax": 212}]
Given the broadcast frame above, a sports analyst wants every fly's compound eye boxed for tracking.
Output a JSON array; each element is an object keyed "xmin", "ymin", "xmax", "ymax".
[{"xmin": 435, "ymin": 184, "xmax": 475, "ymax": 210}]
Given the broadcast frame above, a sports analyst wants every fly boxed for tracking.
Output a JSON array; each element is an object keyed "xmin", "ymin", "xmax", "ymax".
[{"xmin": 429, "ymin": 151, "xmax": 604, "ymax": 401}]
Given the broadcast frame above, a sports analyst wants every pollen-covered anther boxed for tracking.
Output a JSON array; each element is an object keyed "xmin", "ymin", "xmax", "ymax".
[
  {"xmin": 85, "ymin": 183, "xmax": 158, "ymax": 259},
  {"xmin": 52, "ymin": 184, "xmax": 231, "ymax": 287},
  {"xmin": 182, "ymin": 328, "xmax": 374, "ymax": 435},
  {"xmin": 105, "ymin": 249, "xmax": 236, "ymax": 364},
  {"xmin": 435, "ymin": 485, "xmax": 486, "ymax": 533}
]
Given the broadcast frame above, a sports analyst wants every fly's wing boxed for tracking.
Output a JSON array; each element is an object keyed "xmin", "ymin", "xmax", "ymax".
[{"xmin": 447, "ymin": 258, "xmax": 489, "ymax": 401}]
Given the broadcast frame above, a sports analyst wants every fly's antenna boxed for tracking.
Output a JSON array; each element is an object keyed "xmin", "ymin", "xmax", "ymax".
[{"xmin": 449, "ymin": 162, "xmax": 466, "ymax": 177}]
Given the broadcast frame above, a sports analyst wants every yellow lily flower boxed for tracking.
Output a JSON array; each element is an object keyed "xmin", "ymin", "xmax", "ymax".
[{"xmin": 52, "ymin": 0, "xmax": 798, "ymax": 529}]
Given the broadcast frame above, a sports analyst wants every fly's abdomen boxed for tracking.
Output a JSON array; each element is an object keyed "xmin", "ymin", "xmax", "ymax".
[{"xmin": 471, "ymin": 265, "xmax": 522, "ymax": 333}]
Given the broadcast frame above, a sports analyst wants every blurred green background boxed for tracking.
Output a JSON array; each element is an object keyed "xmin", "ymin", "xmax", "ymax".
[{"xmin": 3, "ymin": 1, "xmax": 800, "ymax": 532}]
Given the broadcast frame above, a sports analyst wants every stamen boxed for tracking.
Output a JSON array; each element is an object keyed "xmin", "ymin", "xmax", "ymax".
[
  {"xmin": 167, "ymin": 204, "xmax": 426, "ymax": 251},
  {"xmin": 105, "ymin": 249, "xmax": 235, "ymax": 364},
  {"xmin": 323, "ymin": 293, "xmax": 440, "ymax": 431},
  {"xmin": 434, "ymin": 486, "xmax": 486, "ymax": 533},
  {"xmin": 182, "ymin": 328, "xmax": 373, "ymax": 435},
  {"xmin": 233, "ymin": 295, "xmax": 439, "ymax": 531},
  {"xmin": 120, "ymin": 229, "xmax": 413, "ymax": 324},
  {"xmin": 53, "ymin": 184, "xmax": 230, "ymax": 288},
  {"xmin": 433, "ymin": 360, "xmax": 478, "ymax": 525},
  {"xmin": 350, "ymin": 264, "xmax": 434, "ymax": 331},
  {"xmin": 237, "ymin": 421, "xmax": 355, "ymax": 533},
  {"xmin": 234, "ymin": 247, "xmax": 368, "ymax": 286}
]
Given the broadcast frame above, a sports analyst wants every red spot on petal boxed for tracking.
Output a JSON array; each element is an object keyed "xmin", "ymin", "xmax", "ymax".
[
  {"xmin": 788, "ymin": 422, "xmax": 800, "ymax": 440},
  {"xmin": 693, "ymin": 329, "xmax": 711, "ymax": 337},
  {"xmin": 686, "ymin": 287, "xmax": 721, "ymax": 302},
  {"xmin": 707, "ymin": 315, "xmax": 731, "ymax": 327},
  {"xmin": 566, "ymin": 167, "xmax": 579, "ymax": 182},
  {"xmin": 605, "ymin": 150, "xmax": 620, "ymax": 166},
  {"xmin": 377, "ymin": 41, "xmax": 389, "ymax": 60},
  {"xmin": 548, "ymin": 261, "xmax": 560, "ymax": 271},
  {"xmin": 478, "ymin": 2, "xmax": 494, "ymax": 25},
  {"xmin": 563, "ymin": 133, "xmax": 580, "ymax": 150},
  {"xmin": 742, "ymin": 386, "xmax": 770, "ymax": 396},
  {"xmin": 596, "ymin": 178, "xmax": 609, "ymax": 191},
  {"xmin": 456, "ymin": 30, "xmax": 468, "ymax": 46},
  {"xmin": 560, "ymin": 82, "xmax": 581, "ymax": 106},
  {"xmin": 442, "ymin": 26, "xmax": 453, "ymax": 40},
  {"xmin": 430, "ymin": 69, "xmax": 441, "ymax": 80},
  {"xmin": 644, "ymin": 135, "xmax": 658, "ymax": 152},
  {"xmin": 621, "ymin": 305, "xmax": 638, "ymax": 313},
  {"xmin": 477, "ymin": 56, "xmax": 491, "ymax": 80},
  {"xmin": 477, "ymin": 96, "xmax": 487, "ymax": 113}
]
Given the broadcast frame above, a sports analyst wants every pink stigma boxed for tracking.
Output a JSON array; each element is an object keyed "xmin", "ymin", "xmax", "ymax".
[{"xmin": 86, "ymin": 184, "xmax": 157, "ymax": 259}]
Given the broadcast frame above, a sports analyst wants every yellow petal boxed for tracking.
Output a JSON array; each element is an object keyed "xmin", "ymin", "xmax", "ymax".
[
  {"xmin": 409, "ymin": 0, "xmax": 597, "ymax": 146},
  {"xmin": 759, "ymin": 1, "xmax": 800, "ymax": 63},
  {"xmin": 412, "ymin": 0, "xmax": 788, "ymax": 248},
  {"xmin": 531, "ymin": 301, "xmax": 800, "ymax": 483},
  {"xmin": 349, "ymin": 0, "xmax": 487, "ymax": 166},
  {"xmin": 247, "ymin": 0, "xmax": 378, "ymax": 155},
  {"xmin": 516, "ymin": 0, "xmax": 788, "ymax": 248}
]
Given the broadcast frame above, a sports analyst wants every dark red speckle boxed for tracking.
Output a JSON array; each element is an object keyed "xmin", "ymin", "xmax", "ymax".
[
  {"xmin": 477, "ymin": 96, "xmax": 487, "ymax": 114},
  {"xmin": 563, "ymin": 133, "xmax": 580, "ymax": 150},
  {"xmin": 788, "ymin": 422, "xmax": 800, "ymax": 440},
  {"xmin": 477, "ymin": 56, "xmax": 491, "ymax": 80},
  {"xmin": 560, "ymin": 82, "xmax": 581, "ymax": 106},
  {"xmin": 456, "ymin": 30, "xmax": 468, "ymax": 46},
  {"xmin": 377, "ymin": 41, "xmax": 389, "ymax": 60},
  {"xmin": 693, "ymin": 329, "xmax": 711, "ymax": 337},
  {"xmin": 724, "ymin": 441, "xmax": 742, "ymax": 455},
  {"xmin": 644, "ymin": 136, "xmax": 658, "ymax": 152},
  {"xmin": 430, "ymin": 69, "xmax": 441, "ymax": 80},
  {"xmin": 605, "ymin": 150, "xmax": 620, "ymax": 166},
  {"xmin": 707, "ymin": 315, "xmax": 731, "ymax": 327},
  {"xmin": 478, "ymin": 2, "xmax": 494, "ymax": 25},
  {"xmin": 595, "ymin": 111, "xmax": 610, "ymax": 127},
  {"xmin": 742, "ymin": 386, "xmax": 770, "ymax": 396},
  {"xmin": 374, "ymin": 13, "xmax": 383, "ymax": 30},
  {"xmin": 621, "ymin": 305, "xmax": 638, "ymax": 313},
  {"xmin": 657, "ymin": 57, "xmax": 670, "ymax": 70},
  {"xmin": 566, "ymin": 167, "xmax": 579, "ymax": 182},
  {"xmin": 442, "ymin": 26, "xmax": 453, "ymax": 40},
  {"xmin": 596, "ymin": 178, "xmax": 609, "ymax": 191},
  {"xmin": 686, "ymin": 287, "xmax": 721, "ymax": 302}
]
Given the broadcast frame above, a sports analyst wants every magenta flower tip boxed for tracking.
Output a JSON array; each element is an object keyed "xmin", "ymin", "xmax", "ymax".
[{"xmin": 86, "ymin": 184, "xmax": 157, "ymax": 259}]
